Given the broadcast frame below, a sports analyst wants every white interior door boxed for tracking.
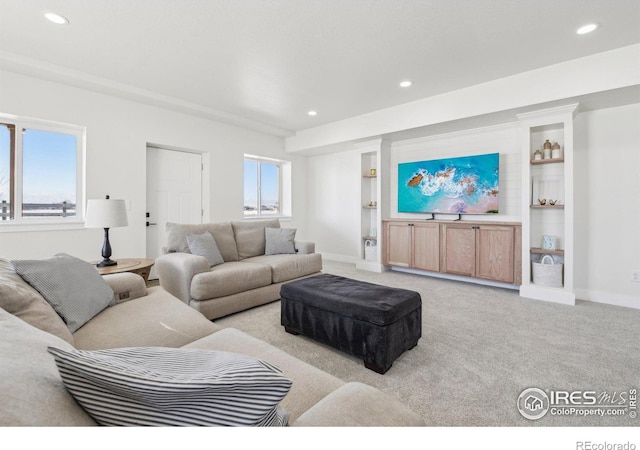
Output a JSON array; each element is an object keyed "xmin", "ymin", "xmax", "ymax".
[{"xmin": 146, "ymin": 147, "xmax": 202, "ymax": 279}]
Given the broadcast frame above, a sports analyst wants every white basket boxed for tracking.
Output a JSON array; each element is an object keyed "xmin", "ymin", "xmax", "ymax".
[
  {"xmin": 532, "ymin": 254, "xmax": 563, "ymax": 287},
  {"xmin": 364, "ymin": 239, "xmax": 376, "ymax": 261}
]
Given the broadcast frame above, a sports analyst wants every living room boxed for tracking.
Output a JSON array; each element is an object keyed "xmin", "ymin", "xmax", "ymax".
[{"xmin": 1, "ymin": 0, "xmax": 639, "ymax": 446}]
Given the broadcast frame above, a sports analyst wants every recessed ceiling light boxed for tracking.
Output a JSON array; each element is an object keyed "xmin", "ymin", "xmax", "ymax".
[
  {"xmin": 576, "ymin": 23, "xmax": 599, "ymax": 35},
  {"xmin": 44, "ymin": 12, "xmax": 69, "ymax": 25},
  {"xmin": 308, "ymin": 110, "xmax": 317, "ymax": 116},
  {"xmin": 399, "ymin": 81, "xmax": 412, "ymax": 88}
]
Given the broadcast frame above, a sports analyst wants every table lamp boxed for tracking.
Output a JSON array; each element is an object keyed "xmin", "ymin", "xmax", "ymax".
[{"xmin": 85, "ymin": 195, "xmax": 128, "ymax": 267}]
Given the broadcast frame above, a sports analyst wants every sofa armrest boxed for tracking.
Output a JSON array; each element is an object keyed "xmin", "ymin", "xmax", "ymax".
[
  {"xmin": 102, "ymin": 273, "xmax": 147, "ymax": 304},
  {"xmin": 292, "ymin": 382, "xmax": 425, "ymax": 427},
  {"xmin": 294, "ymin": 240, "xmax": 315, "ymax": 254},
  {"xmin": 155, "ymin": 252, "xmax": 210, "ymax": 304}
]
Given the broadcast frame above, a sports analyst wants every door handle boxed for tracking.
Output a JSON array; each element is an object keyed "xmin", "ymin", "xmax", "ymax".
[{"xmin": 146, "ymin": 212, "xmax": 157, "ymax": 227}]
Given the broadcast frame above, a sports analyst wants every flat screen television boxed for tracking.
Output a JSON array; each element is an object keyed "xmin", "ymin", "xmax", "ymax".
[{"xmin": 398, "ymin": 152, "xmax": 499, "ymax": 214}]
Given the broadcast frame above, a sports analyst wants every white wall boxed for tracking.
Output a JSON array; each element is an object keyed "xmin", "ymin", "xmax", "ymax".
[
  {"xmin": 0, "ymin": 70, "xmax": 308, "ymax": 261},
  {"xmin": 574, "ymin": 103, "xmax": 640, "ymax": 308},
  {"xmin": 307, "ymin": 149, "xmax": 361, "ymax": 261}
]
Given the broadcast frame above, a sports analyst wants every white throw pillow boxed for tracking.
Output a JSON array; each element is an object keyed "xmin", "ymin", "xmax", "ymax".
[
  {"xmin": 47, "ymin": 346, "xmax": 292, "ymax": 426},
  {"xmin": 265, "ymin": 228, "xmax": 296, "ymax": 255}
]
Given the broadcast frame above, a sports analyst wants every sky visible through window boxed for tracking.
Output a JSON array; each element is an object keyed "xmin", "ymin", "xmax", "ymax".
[
  {"xmin": 0, "ymin": 127, "xmax": 76, "ymax": 206},
  {"xmin": 0, "ymin": 125, "xmax": 9, "ymax": 203},
  {"xmin": 22, "ymin": 129, "xmax": 76, "ymax": 204},
  {"xmin": 244, "ymin": 159, "xmax": 279, "ymax": 214}
]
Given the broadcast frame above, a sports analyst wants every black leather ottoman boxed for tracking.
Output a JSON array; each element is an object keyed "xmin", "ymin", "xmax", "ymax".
[{"xmin": 280, "ymin": 274, "xmax": 422, "ymax": 374}]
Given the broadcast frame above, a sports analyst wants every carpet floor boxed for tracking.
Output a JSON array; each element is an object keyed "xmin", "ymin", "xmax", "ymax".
[{"xmin": 215, "ymin": 261, "xmax": 640, "ymax": 427}]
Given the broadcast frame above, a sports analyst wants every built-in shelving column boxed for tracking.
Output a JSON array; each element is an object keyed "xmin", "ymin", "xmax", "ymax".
[
  {"xmin": 355, "ymin": 139, "xmax": 390, "ymax": 272},
  {"xmin": 517, "ymin": 104, "xmax": 577, "ymax": 305}
]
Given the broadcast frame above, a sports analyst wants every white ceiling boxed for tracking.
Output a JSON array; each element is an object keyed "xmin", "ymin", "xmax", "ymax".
[{"xmin": 0, "ymin": 0, "xmax": 639, "ymax": 136}]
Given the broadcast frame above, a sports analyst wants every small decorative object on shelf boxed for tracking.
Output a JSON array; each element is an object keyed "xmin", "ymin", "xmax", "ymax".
[
  {"xmin": 533, "ymin": 149, "xmax": 542, "ymax": 161},
  {"xmin": 538, "ymin": 198, "xmax": 547, "ymax": 205},
  {"xmin": 543, "ymin": 139, "xmax": 552, "ymax": 159},
  {"xmin": 551, "ymin": 142, "xmax": 562, "ymax": 159},
  {"xmin": 549, "ymin": 199, "xmax": 557, "ymax": 205},
  {"xmin": 370, "ymin": 227, "xmax": 377, "ymax": 238},
  {"xmin": 542, "ymin": 235, "xmax": 557, "ymax": 250},
  {"xmin": 370, "ymin": 168, "xmax": 376, "ymax": 176}
]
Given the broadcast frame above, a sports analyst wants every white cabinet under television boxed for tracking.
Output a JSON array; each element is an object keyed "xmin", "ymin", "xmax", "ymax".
[{"xmin": 518, "ymin": 104, "xmax": 577, "ymax": 305}]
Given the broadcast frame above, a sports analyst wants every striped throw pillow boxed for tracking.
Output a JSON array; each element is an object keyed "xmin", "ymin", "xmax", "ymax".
[{"xmin": 47, "ymin": 346, "xmax": 292, "ymax": 426}]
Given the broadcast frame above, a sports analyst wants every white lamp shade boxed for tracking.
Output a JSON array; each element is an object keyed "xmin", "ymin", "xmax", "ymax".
[{"xmin": 85, "ymin": 199, "xmax": 128, "ymax": 228}]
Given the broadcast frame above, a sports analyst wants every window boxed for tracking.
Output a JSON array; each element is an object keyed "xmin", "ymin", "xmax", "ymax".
[
  {"xmin": 0, "ymin": 114, "xmax": 85, "ymax": 228},
  {"xmin": 243, "ymin": 155, "xmax": 291, "ymax": 218}
]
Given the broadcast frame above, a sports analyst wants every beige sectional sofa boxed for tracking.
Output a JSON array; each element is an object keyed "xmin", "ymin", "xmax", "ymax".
[
  {"xmin": 0, "ymin": 257, "xmax": 424, "ymax": 426},
  {"xmin": 155, "ymin": 219, "xmax": 322, "ymax": 319}
]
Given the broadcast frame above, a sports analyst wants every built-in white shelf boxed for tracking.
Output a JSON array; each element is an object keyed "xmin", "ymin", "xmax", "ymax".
[{"xmin": 518, "ymin": 104, "xmax": 577, "ymax": 306}]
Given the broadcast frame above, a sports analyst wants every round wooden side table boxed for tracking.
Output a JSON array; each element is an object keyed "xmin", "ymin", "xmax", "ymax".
[{"xmin": 94, "ymin": 258, "xmax": 155, "ymax": 281}]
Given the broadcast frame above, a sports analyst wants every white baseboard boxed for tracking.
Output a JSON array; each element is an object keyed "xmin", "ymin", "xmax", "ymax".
[
  {"xmin": 391, "ymin": 266, "xmax": 519, "ymax": 290},
  {"xmin": 322, "ymin": 254, "xmax": 388, "ymax": 273},
  {"xmin": 355, "ymin": 260, "xmax": 387, "ymax": 273},
  {"xmin": 519, "ymin": 284, "xmax": 576, "ymax": 306},
  {"xmin": 320, "ymin": 252, "xmax": 359, "ymax": 264},
  {"xmin": 574, "ymin": 288, "xmax": 640, "ymax": 310}
]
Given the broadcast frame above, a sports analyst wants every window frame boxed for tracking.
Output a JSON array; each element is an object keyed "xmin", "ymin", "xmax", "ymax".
[
  {"xmin": 243, "ymin": 154, "xmax": 291, "ymax": 219},
  {"xmin": 0, "ymin": 113, "xmax": 86, "ymax": 232}
]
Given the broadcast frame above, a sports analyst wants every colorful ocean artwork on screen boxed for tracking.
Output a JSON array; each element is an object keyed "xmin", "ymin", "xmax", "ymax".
[{"xmin": 398, "ymin": 153, "xmax": 499, "ymax": 214}]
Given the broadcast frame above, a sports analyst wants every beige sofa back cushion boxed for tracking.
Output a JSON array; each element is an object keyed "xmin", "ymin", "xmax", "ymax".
[
  {"xmin": 231, "ymin": 219, "xmax": 280, "ymax": 259},
  {"xmin": 0, "ymin": 258, "xmax": 74, "ymax": 345},
  {"xmin": 165, "ymin": 222, "xmax": 239, "ymax": 262},
  {"xmin": 0, "ymin": 307, "xmax": 96, "ymax": 426}
]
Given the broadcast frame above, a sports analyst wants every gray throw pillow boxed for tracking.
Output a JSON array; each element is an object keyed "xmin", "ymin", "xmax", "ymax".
[
  {"xmin": 265, "ymin": 228, "xmax": 296, "ymax": 255},
  {"xmin": 48, "ymin": 346, "xmax": 292, "ymax": 426},
  {"xmin": 0, "ymin": 257, "xmax": 74, "ymax": 344},
  {"xmin": 186, "ymin": 232, "xmax": 224, "ymax": 267},
  {"xmin": 11, "ymin": 253, "xmax": 115, "ymax": 333}
]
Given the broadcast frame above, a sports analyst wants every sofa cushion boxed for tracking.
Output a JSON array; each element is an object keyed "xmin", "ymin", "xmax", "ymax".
[
  {"xmin": 0, "ymin": 307, "xmax": 97, "ymax": 426},
  {"xmin": 190, "ymin": 261, "xmax": 272, "ymax": 301},
  {"xmin": 47, "ymin": 346, "xmax": 292, "ymax": 426},
  {"xmin": 184, "ymin": 328, "xmax": 345, "ymax": 423},
  {"xmin": 231, "ymin": 219, "xmax": 280, "ymax": 259},
  {"xmin": 187, "ymin": 232, "xmax": 225, "ymax": 267},
  {"xmin": 292, "ymin": 382, "xmax": 426, "ymax": 427},
  {"xmin": 244, "ymin": 253, "xmax": 323, "ymax": 283},
  {"xmin": 0, "ymin": 257, "xmax": 74, "ymax": 344},
  {"xmin": 265, "ymin": 228, "xmax": 296, "ymax": 255},
  {"xmin": 11, "ymin": 253, "xmax": 115, "ymax": 333},
  {"xmin": 72, "ymin": 286, "xmax": 221, "ymax": 350},
  {"xmin": 165, "ymin": 222, "xmax": 239, "ymax": 262}
]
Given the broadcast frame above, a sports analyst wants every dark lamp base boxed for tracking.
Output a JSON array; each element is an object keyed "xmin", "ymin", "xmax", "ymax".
[{"xmin": 97, "ymin": 258, "xmax": 117, "ymax": 268}]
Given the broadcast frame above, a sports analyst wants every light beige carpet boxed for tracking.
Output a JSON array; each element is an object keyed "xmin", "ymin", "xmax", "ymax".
[{"xmin": 215, "ymin": 261, "xmax": 640, "ymax": 426}]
